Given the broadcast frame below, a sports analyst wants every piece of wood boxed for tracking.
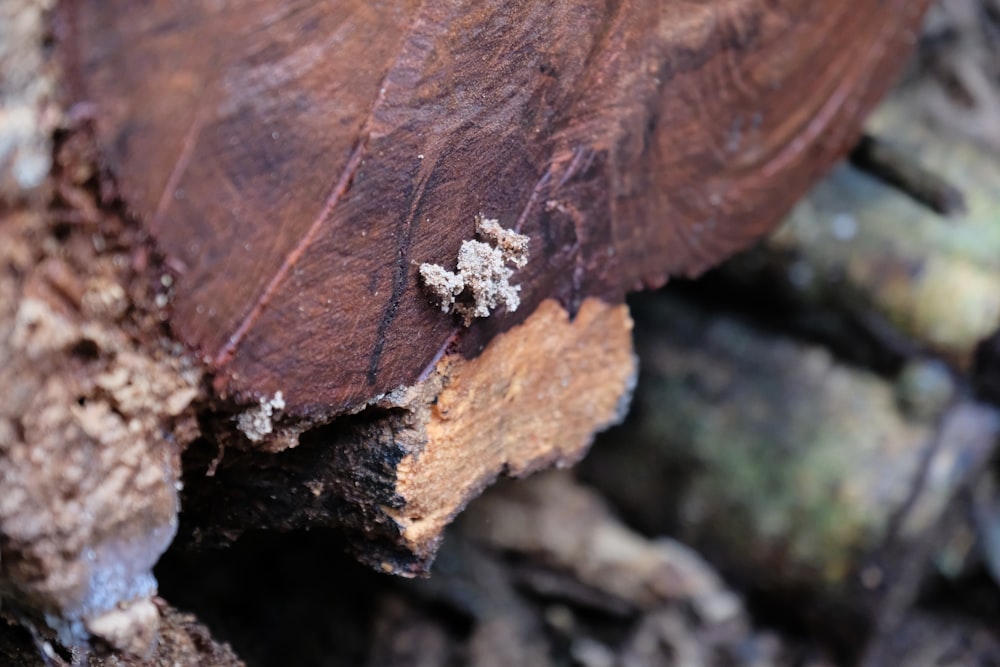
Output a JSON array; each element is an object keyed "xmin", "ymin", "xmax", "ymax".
[
  {"xmin": 458, "ymin": 471, "xmax": 742, "ymax": 621},
  {"xmin": 33, "ymin": 0, "xmax": 930, "ymax": 635},
  {"xmin": 849, "ymin": 134, "xmax": 966, "ymax": 217},
  {"xmin": 49, "ymin": 0, "xmax": 931, "ymax": 580},
  {"xmin": 60, "ymin": 0, "xmax": 931, "ymax": 419},
  {"xmin": 181, "ymin": 297, "xmax": 635, "ymax": 573}
]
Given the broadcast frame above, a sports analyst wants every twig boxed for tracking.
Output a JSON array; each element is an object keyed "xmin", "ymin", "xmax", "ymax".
[{"xmin": 850, "ymin": 134, "xmax": 967, "ymax": 217}]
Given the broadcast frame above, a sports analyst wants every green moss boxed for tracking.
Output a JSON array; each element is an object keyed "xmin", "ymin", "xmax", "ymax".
[{"xmin": 631, "ymin": 299, "xmax": 931, "ymax": 586}]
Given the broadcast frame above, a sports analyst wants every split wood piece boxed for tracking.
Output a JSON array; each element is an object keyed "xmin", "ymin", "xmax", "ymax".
[
  {"xmin": 183, "ymin": 298, "xmax": 635, "ymax": 573},
  {"xmin": 60, "ymin": 0, "xmax": 933, "ymax": 420}
]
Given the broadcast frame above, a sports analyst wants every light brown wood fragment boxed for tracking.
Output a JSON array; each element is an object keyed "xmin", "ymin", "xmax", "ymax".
[{"xmin": 385, "ymin": 297, "xmax": 636, "ymax": 554}]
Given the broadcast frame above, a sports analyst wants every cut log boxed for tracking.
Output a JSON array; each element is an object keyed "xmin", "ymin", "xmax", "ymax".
[
  {"xmin": 60, "ymin": 0, "xmax": 931, "ymax": 416},
  {"xmin": 56, "ymin": 0, "xmax": 932, "ymax": 553},
  {"xmin": 0, "ymin": 0, "xmax": 930, "ymax": 654}
]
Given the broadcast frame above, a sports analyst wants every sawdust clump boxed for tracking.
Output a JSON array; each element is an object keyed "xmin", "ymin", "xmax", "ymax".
[
  {"xmin": 236, "ymin": 391, "xmax": 286, "ymax": 443},
  {"xmin": 419, "ymin": 215, "xmax": 530, "ymax": 326}
]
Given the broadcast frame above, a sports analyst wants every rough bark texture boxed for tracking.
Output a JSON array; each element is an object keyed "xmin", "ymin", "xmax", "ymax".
[{"xmin": 0, "ymin": 175, "xmax": 202, "ymax": 653}]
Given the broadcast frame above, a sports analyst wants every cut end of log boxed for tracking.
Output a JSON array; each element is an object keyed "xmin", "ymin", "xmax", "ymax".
[
  {"xmin": 43, "ymin": 0, "xmax": 935, "ymax": 641},
  {"xmin": 62, "ymin": 0, "xmax": 933, "ymax": 415},
  {"xmin": 383, "ymin": 297, "xmax": 636, "ymax": 563}
]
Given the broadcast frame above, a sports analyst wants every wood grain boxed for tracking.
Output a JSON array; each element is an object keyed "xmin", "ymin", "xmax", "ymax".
[
  {"xmin": 176, "ymin": 297, "xmax": 636, "ymax": 573},
  {"xmin": 62, "ymin": 0, "xmax": 931, "ymax": 418}
]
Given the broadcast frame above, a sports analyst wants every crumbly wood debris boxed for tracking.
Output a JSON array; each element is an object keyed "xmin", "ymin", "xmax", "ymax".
[
  {"xmin": 419, "ymin": 216, "xmax": 530, "ymax": 326},
  {"xmin": 235, "ymin": 391, "xmax": 286, "ymax": 443}
]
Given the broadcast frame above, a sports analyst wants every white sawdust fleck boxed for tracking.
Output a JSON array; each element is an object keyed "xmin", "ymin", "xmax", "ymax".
[
  {"xmin": 236, "ymin": 391, "xmax": 285, "ymax": 443},
  {"xmin": 419, "ymin": 215, "xmax": 530, "ymax": 326}
]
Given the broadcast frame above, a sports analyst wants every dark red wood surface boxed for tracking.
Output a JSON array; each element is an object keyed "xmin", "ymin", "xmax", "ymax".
[{"xmin": 63, "ymin": 0, "xmax": 931, "ymax": 417}]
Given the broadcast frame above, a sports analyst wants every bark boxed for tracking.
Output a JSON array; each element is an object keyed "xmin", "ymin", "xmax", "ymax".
[{"xmin": 0, "ymin": 147, "xmax": 202, "ymax": 654}]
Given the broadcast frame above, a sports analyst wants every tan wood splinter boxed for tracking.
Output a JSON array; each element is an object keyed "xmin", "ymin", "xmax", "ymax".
[{"xmin": 384, "ymin": 297, "xmax": 636, "ymax": 561}]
